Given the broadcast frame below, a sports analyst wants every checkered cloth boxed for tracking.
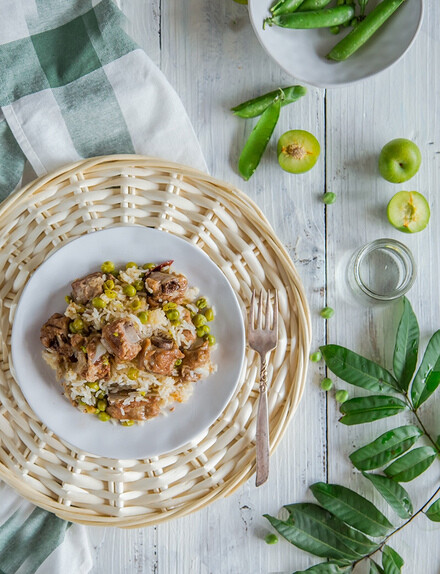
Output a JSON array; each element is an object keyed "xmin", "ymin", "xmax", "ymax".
[
  {"xmin": 0, "ymin": 1, "xmax": 206, "ymax": 572},
  {"xmin": 0, "ymin": 0, "xmax": 206, "ymax": 200}
]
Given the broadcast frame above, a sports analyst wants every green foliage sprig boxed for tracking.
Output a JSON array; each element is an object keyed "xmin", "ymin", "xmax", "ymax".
[{"xmin": 264, "ymin": 298, "xmax": 440, "ymax": 573}]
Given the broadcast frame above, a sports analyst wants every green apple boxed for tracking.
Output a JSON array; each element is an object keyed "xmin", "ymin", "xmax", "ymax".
[
  {"xmin": 387, "ymin": 191, "xmax": 430, "ymax": 233},
  {"xmin": 378, "ymin": 138, "xmax": 421, "ymax": 183}
]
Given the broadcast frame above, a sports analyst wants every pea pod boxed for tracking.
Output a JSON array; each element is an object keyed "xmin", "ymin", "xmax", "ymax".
[
  {"xmin": 231, "ymin": 85, "xmax": 306, "ymax": 118},
  {"xmin": 238, "ymin": 96, "xmax": 281, "ymax": 181},
  {"xmin": 327, "ymin": 0, "xmax": 406, "ymax": 61},
  {"xmin": 300, "ymin": 0, "xmax": 333, "ymax": 11},
  {"xmin": 270, "ymin": 0, "xmax": 304, "ymax": 16},
  {"xmin": 265, "ymin": 6, "xmax": 355, "ymax": 29}
]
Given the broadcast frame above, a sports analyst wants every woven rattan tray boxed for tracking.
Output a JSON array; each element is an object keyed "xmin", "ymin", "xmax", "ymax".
[{"xmin": 0, "ymin": 155, "xmax": 311, "ymax": 527}]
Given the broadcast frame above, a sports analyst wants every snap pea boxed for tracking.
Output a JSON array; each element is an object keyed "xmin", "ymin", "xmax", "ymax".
[
  {"xmin": 270, "ymin": 0, "xmax": 304, "ymax": 16},
  {"xmin": 299, "ymin": 0, "xmax": 333, "ymax": 11},
  {"xmin": 231, "ymin": 85, "xmax": 306, "ymax": 118},
  {"xmin": 327, "ymin": 0, "xmax": 405, "ymax": 61},
  {"xmin": 238, "ymin": 96, "xmax": 281, "ymax": 181},
  {"xmin": 265, "ymin": 6, "xmax": 355, "ymax": 29}
]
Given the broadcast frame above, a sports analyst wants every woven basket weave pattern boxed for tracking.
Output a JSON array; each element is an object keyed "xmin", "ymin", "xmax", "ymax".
[{"xmin": 0, "ymin": 156, "xmax": 311, "ymax": 527}]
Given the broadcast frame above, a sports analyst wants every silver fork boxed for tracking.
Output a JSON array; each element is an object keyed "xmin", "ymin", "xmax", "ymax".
[{"xmin": 248, "ymin": 289, "xmax": 278, "ymax": 487}]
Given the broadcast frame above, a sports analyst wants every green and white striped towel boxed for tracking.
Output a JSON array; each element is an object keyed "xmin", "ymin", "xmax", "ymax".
[{"xmin": 0, "ymin": 1, "xmax": 206, "ymax": 571}]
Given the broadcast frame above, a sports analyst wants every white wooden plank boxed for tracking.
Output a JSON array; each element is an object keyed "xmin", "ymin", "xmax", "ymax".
[{"xmin": 326, "ymin": 1, "xmax": 440, "ymax": 571}]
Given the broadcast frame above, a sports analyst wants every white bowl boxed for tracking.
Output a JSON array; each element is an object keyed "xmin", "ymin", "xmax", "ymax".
[
  {"xmin": 248, "ymin": 0, "xmax": 423, "ymax": 88},
  {"xmin": 11, "ymin": 226, "xmax": 246, "ymax": 459}
]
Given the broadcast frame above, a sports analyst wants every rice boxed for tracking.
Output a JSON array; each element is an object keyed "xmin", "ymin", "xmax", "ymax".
[{"xmin": 41, "ymin": 261, "xmax": 216, "ymax": 425}]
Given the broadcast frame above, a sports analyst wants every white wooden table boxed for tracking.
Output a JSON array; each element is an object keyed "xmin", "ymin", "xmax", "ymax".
[{"xmin": 89, "ymin": 1, "xmax": 440, "ymax": 572}]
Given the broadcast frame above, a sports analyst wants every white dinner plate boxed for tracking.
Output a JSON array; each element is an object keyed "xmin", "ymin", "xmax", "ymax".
[
  {"xmin": 11, "ymin": 226, "xmax": 246, "ymax": 459},
  {"xmin": 248, "ymin": 0, "xmax": 423, "ymax": 88}
]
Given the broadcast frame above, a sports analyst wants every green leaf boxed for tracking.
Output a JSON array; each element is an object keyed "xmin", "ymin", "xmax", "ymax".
[
  {"xmin": 410, "ymin": 330, "xmax": 440, "ymax": 408},
  {"xmin": 310, "ymin": 483, "xmax": 393, "ymax": 537},
  {"xmin": 382, "ymin": 545, "xmax": 404, "ymax": 573},
  {"xmin": 425, "ymin": 498, "xmax": 440, "ymax": 522},
  {"xmin": 339, "ymin": 396, "xmax": 408, "ymax": 426},
  {"xmin": 320, "ymin": 345, "xmax": 399, "ymax": 393},
  {"xmin": 349, "ymin": 425, "xmax": 423, "ymax": 470},
  {"xmin": 384, "ymin": 446, "xmax": 437, "ymax": 482},
  {"xmin": 295, "ymin": 563, "xmax": 353, "ymax": 573},
  {"xmin": 393, "ymin": 298, "xmax": 419, "ymax": 391},
  {"xmin": 362, "ymin": 473, "xmax": 413, "ymax": 519},
  {"xmin": 370, "ymin": 560, "xmax": 385, "ymax": 574},
  {"xmin": 264, "ymin": 503, "xmax": 377, "ymax": 562}
]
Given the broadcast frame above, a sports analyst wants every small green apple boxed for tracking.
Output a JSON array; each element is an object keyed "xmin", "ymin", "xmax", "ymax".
[{"xmin": 378, "ymin": 138, "xmax": 421, "ymax": 183}]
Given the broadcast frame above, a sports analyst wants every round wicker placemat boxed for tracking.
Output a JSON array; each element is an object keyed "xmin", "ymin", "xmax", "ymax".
[{"xmin": 0, "ymin": 155, "xmax": 311, "ymax": 527}]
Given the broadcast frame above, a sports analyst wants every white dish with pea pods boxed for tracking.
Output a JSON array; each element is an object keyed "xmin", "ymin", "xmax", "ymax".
[
  {"xmin": 11, "ymin": 226, "xmax": 246, "ymax": 459},
  {"xmin": 248, "ymin": 0, "xmax": 424, "ymax": 88}
]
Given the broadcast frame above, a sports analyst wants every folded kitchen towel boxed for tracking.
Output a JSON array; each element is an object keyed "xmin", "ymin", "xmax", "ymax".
[
  {"xmin": 0, "ymin": 0, "xmax": 206, "ymax": 200},
  {"xmin": 0, "ymin": 0, "xmax": 206, "ymax": 572}
]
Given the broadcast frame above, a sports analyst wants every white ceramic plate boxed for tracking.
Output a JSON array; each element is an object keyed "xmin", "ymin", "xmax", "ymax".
[
  {"xmin": 11, "ymin": 227, "xmax": 246, "ymax": 459},
  {"xmin": 248, "ymin": 0, "xmax": 423, "ymax": 88}
]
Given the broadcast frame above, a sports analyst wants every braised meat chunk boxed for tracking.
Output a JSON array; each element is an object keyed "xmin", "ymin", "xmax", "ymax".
[
  {"xmin": 106, "ymin": 391, "xmax": 161, "ymax": 421},
  {"xmin": 145, "ymin": 271, "xmax": 188, "ymax": 303},
  {"xmin": 76, "ymin": 336, "xmax": 111, "ymax": 382},
  {"xmin": 138, "ymin": 337, "xmax": 184, "ymax": 375},
  {"xmin": 102, "ymin": 319, "xmax": 141, "ymax": 361},
  {"xmin": 181, "ymin": 341, "xmax": 211, "ymax": 382},
  {"xmin": 40, "ymin": 313, "xmax": 71, "ymax": 356},
  {"xmin": 71, "ymin": 272, "xmax": 105, "ymax": 304}
]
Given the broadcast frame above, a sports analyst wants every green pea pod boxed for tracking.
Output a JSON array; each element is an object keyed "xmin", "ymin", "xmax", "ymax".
[
  {"xmin": 270, "ymin": 0, "xmax": 304, "ymax": 16},
  {"xmin": 231, "ymin": 85, "xmax": 306, "ymax": 118},
  {"xmin": 238, "ymin": 97, "xmax": 281, "ymax": 181},
  {"xmin": 300, "ymin": 0, "xmax": 333, "ymax": 11},
  {"xmin": 265, "ymin": 6, "xmax": 355, "ymax": 29},
  {"xmin": 327, "ymin": 0, "xmax": 406, "ymax": 61}
]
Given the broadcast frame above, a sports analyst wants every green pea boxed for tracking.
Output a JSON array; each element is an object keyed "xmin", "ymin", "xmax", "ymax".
[
  {"xmin": 126, "ymin": 262, "xmax": 138, "ymax": 269},
  {"xmin": 327, "ymin": 0, "xmax": 405, "ymax": 61},
  {"xmin": 167, "ymin": 310, "xmax": 180, "ymax": 321},
  {"xmin": 134, "ymin": 279, "xmax": 144, "ymax": 291},
  {"xmin": 127, "ymin": 367, "xmax": 139, "ymax": 381},
  {"xmin": 196, "ymin": 327, "xmax": 206, "ymax": 338},
  {"xmin": 96, "ymin": 391, "xmax": 105, "ymax": 400},
  {"xmin": 104, "ymin": 279, "xmax": 115, "ymax": 290},
  {"xmin": 97, "ymin": 399, "xmax": 108, "ymax": 411},
  {"xmin": 239, "ymin": 96, "xmax": 281, "ymax": 181},
  {"xmin": 193, "ymin": 314, "xmax": 207, "ymax": 328},
  {"xmin": 97, "ymin": 411, "xmax": 111, "ymax": 421},
  {"xmin": 321, "ymin": 377, "xmax": 333, "ymax": 391},
  {"xmin": 92, "ymin": 297, "xmax": 107, "ymax": 309},
  {"xmin": 335, "ymin": 389, "xmax": 349, "ymax": 403},
  {"xmin": 196, "ymin": 297, "xmax": 208, "ymax": 309},
  {"xmin": 231, "ymin": 85, "xmax": 307, "ymax": 118},
  {"xmin": 265, "ymin": 533, "xmax": 278, "ymax": 545},
  {"xmin": 69, "ymin": 318, "xmax": 84, "ymax": 333},
  {"xmin": 131, "ymin": 298, "xmax": 142, "ymax": 311},
  {"xmin": 101, "ymin": 261, "xmax": 115, "ymax": 273},
  {"xmin": 143, "ymin": 263, "xmax": 155, "ymax": 269},
  {"xmin": 171, "ymin": 320, "xmax": 181, "ymax": 327},
  {"xmin": 137, "ymin": 311, "xmax": 149, "ymax": 324},
  {"xmin": 202, "ymin": 325, "xmax": 210, "ymax": 334},
  {"xmin": 205, "ymin": 308, "xmax": 215, "ymax": 322},
  {"xmin": 269, "ymin": 0, "xmax": 303, "ymax": 17},
  {"xmin": 65, "ymin": 295, "xmax": 72, "ymax": 304},
  {"xmin": 300, "ymin": 0, "xmax": 333, "ymax": 9},
  {"xmin": 121, "ymin": 420, "xmax": 135, "ymax": 427},
  {"xmin": 123, "ymin": 284, "xmax": 137, "ymax": 297},
  {"xmin": 175, "ymin": 359, "xmax": 183, "ymax": 367},
  {"xmin": 86, "ymin": 382, "xmax": 100, "ymax": 391},
  {"xmin": 320, "ymin": 307, "xmax": 334, "ymax": 319},
  {"xmin": 265, "ymin": 5, "xmax": 355, "ymax": 29},
  {"xmin": 105, "ymin": 289, "xmax": 117, "ymax": 299},
  {"xmin": 310, "ymin": 351, "xmax": 322, "ymax": 362},
  {"xmin": 207, "ymin": 335, "xmax": 216, "ymax": 346},
  {"xmin": 322, "ymin": 192, "xmax": 337, "ymax": 204},
  {"xmin": 163, "ymin": 302, "xmax": 177, "ymax": 311}
]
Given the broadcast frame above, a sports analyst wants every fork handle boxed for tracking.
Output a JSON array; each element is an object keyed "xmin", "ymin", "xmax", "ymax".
[{"xmin": 256, "ymin": 354, "xmax": 269, "ymax": 487}]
